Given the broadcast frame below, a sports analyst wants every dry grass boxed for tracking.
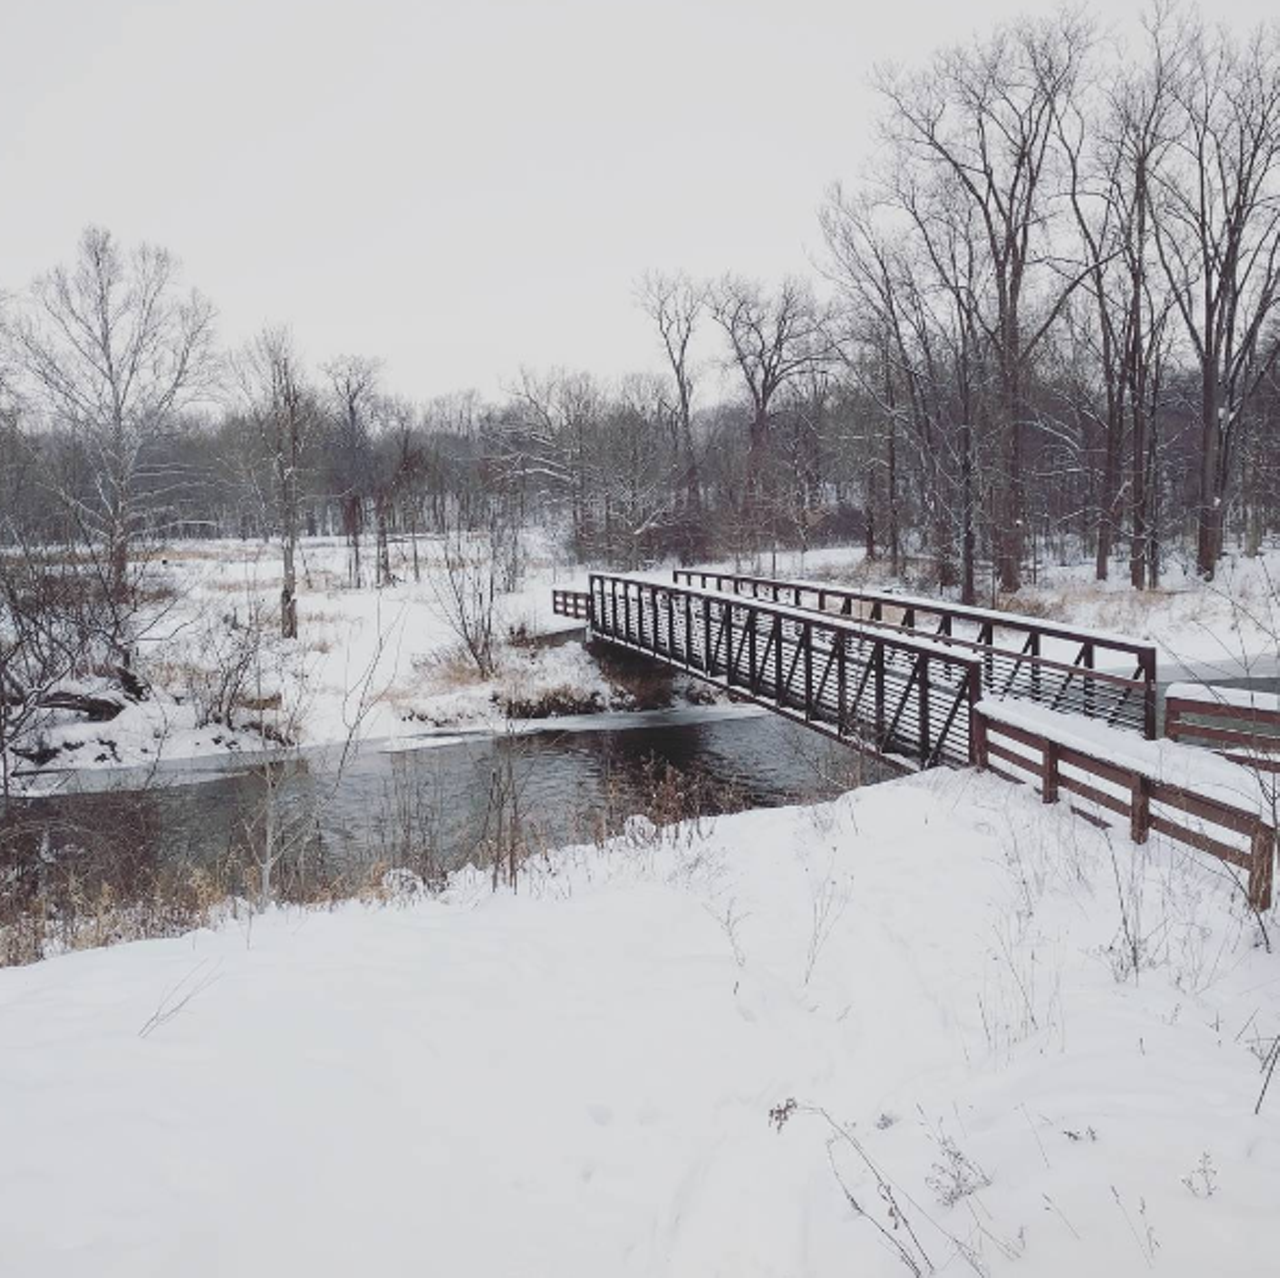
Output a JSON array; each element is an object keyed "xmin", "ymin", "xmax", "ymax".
[
  {"xmin": 411, "ymin": 645, "xmax": 490, "ymax": 692},
  {"xmin": 206, "ymin": 575, "xmax": 283, "ymax": 594}
]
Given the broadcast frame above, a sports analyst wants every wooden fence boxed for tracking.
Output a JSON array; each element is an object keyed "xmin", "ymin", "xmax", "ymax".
[
  {"xmin": 974, "ymin": 706, "xmax": 1275, "ymax": 910},
  {"xmin": 1165, "ymin": 686, "xmax": 1280, "ymax": 773}
]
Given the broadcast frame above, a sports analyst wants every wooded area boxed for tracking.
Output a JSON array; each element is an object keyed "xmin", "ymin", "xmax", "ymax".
[{"xmin": 2, "ymin": 2, "xmax": 1278, "ymax": 635}]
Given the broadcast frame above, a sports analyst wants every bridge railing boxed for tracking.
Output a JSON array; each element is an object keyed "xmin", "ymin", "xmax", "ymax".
[
  {"xmin": 551, "ymin": 588, "xmax": 591, "ymax": 620},
  {"xmin": 674, "ymin": 569, "xmax": 1158, "ymax": 739},
  {"xmin": 589, "ymin": 573, "xmax": 982, "ymax": 769}
]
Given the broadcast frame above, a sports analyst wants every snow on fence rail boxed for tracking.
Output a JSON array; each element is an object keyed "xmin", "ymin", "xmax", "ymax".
[
  {"xmin": 587, "ymin": 573, "xmax": 982, "ymax": 769},
  {"xmin": 1165, "ymin": 682, "xmax": 1280, "ymax": 773},
  {"xmin": 974, "ymin": 700, "xmax": 1276, "ymax": 910},
  {"xmin": 673, "ymin": 569, "xmax": 1159, "ymax": 739}
]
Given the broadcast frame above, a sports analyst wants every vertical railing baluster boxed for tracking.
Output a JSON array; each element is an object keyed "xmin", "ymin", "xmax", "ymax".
[
  {"xmin": 774, "ymin": 616, "xmax": 784, "ymax": 703},
  {"xmin": 836, "ymin": 629, "xmax": 847, "ymax": 737},
  {"xmin": 874, "ymin": 641, "xmax": 886, "ymax": 748},
  {"xmin": 803, "ymin": 622, "xmax": 813, "ymax": 719},
  {"xmin": 919, "ymin": 655, "xmax": 930, "ymax": 765}
]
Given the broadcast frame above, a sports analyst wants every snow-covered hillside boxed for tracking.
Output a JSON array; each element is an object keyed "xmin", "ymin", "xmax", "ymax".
[{"xmin": 2, "ymin": 768, "xmax": 1276, "ymax": 1276}]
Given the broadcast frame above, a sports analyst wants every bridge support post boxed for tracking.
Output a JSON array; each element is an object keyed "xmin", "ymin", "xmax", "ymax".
[{"xmin": 966, "ymin": 666, "xmax": 983, "ymax": 765}]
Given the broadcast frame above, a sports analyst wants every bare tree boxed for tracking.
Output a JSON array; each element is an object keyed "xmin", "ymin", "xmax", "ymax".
[
  {"xmin": 638, "ymin": 271, "xmax": 706, "ymax": 553},
  {"xmin": 324, "ymin": 355, "xmax": 381, "ymax": 588},
  {"xmin": 1151, "ymin": 12, "xmax": 1280, "ymax": 578},
  {"xmin": 8, "ymin": 226, "xmax": 215, "ymax": 605},
  {"xmin": 874, "ymin": 11, "xmax": 1092, "ymax": 591},
  {"xmin": 710, "ymin": 276, "xmax": 831, "ymax": 549},
  {"xmin": 236, "ymin": 329, "xmax": 313, "ymax": 638}
]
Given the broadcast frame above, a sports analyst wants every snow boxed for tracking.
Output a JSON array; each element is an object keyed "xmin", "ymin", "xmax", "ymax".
[
  {"xmin": 1167, "ymin": 682, "xmax": 1280, "ymax": 715},
  {"xmin": 2, "ymin": 768, "xmax": 1278, "ymax": 1275},
  {"xmin": 4, "ymin": 535, "xmax": 687, "ymax": 793},
  {"xmin": 978, "ymin": 698, "xmax": 1272, "ymax": 817}
]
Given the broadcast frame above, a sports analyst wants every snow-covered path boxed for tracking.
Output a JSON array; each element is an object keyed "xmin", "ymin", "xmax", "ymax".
[{"xmin": 2, "ymin": 770, "xmax": 1278, "ymax": 1276}]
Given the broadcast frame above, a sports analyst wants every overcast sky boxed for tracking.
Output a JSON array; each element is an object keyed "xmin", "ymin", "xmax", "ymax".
[{"xmin": 3, "ymin": 0, "xmax": 1276, "ymax": 402}]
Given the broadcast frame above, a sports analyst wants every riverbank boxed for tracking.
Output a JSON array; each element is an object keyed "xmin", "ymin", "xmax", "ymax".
[
  {"xmin": 2, "ymin": 766, "xmax": 1277, "ymax": 1276},
  {"xmin": 8, "ymin": 537, "xmax": 1278, "ymax": 794}
]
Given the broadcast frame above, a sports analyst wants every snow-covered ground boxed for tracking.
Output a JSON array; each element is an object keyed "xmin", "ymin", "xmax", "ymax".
[
  {"xmin": 2, "ymin": 767, "xmax": 1277, "ymax": 1276},
  {"xmin": 9, "ymin": 534, "xmax": 649, "ymax": 791},
  {"xmin": 13, "ymin": 537, "xmax": 1279, "ymax": 794}
]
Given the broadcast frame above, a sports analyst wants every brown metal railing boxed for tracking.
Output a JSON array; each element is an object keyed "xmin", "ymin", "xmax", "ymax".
[
  {"xmin": 588, "ymin": 573, "xmax": 981, "ymax": 769},
  {"xmin": 674, "ymin": 569, "xmax": 1158, "ymax": 739},
  {"xmin": 551, "ymin": 589, "xmax": 592, "ymax": 620}
]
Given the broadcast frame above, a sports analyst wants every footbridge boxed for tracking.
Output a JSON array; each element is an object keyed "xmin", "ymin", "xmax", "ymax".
[{"xmin": 552, "ymin": 570, "xmax": 1277, "ymax": 909}]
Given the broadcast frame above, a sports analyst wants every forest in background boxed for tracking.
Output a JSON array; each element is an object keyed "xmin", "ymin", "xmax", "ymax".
[{"xmin": 1, "ymin": 0, "xmax": 1278, "ymax": 638}]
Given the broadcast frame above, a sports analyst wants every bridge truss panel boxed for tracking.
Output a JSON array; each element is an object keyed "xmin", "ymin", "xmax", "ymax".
[
  {"xmin": 673, "ymin": 570, "xmax": 1158, "ymax": 740},
  {"xmin": 589, "ymin": 574, "xmax": 981, "ymax": 770}
]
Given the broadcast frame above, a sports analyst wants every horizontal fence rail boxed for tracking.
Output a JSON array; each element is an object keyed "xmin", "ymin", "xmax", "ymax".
[
  {"xmin": 674, "ymin": 570, "xmax": 1158, "ymax": 739},
  {"xmin": 1166, "ymin": 686, "xmax": 1280, "ymax": 773},
  {"xmin": 975, "ymin": 707, "xmax": 1275, "ymax": 910},
  {"xmin": 551, "ymin": 588, "xmax": 592, "ymax": 620},
  {"xmin": 589, "ymin": 574, "xmax": 981, "ymax": 769}
]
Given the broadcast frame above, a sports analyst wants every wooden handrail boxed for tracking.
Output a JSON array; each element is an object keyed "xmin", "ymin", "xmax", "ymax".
[{"xmin": 975, "ymin": 706, "xmax": 1275, "ymax": 910}]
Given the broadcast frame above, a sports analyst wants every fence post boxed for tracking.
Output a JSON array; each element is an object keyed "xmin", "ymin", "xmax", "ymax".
[
  {"xmin": 1042, "ymin": 739, "xmax": 1059, "ymax": 804},
  {"xmin": 1248, "ymin": 825, "xmax": 1274, "ymax": 912},
  {"xmin": 1141, "ymin": 648, "xmax": 1158, "ymax": 740},
  {"xmin": 972, "ymin": 706, "xmax": 988, "ymax": 769},
  {"xmin": 1130, "ymin": 773, "xmax": 1151, "ymax": 844},
  {"xmin": 748, "ymin": 607, "xmax": 758, "ymax": 694},
  {"xmin": 684, "ymin": 591, "xmax": 692, "ymax": 667}
]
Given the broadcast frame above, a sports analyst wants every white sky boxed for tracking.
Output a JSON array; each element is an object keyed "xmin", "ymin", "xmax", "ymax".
[{"xmin": 2, "ymin": 0, "xmax": 1276, "ymax": 401}]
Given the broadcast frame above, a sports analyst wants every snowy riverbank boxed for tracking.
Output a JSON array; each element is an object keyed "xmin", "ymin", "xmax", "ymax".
[
  {"xmin": 2, "ymin": 767, "xmax": 1277, "ymax": 1276},
  {"xmin": 9, "ymin": 538, "xmax": 1279, "ymax": 794}
]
